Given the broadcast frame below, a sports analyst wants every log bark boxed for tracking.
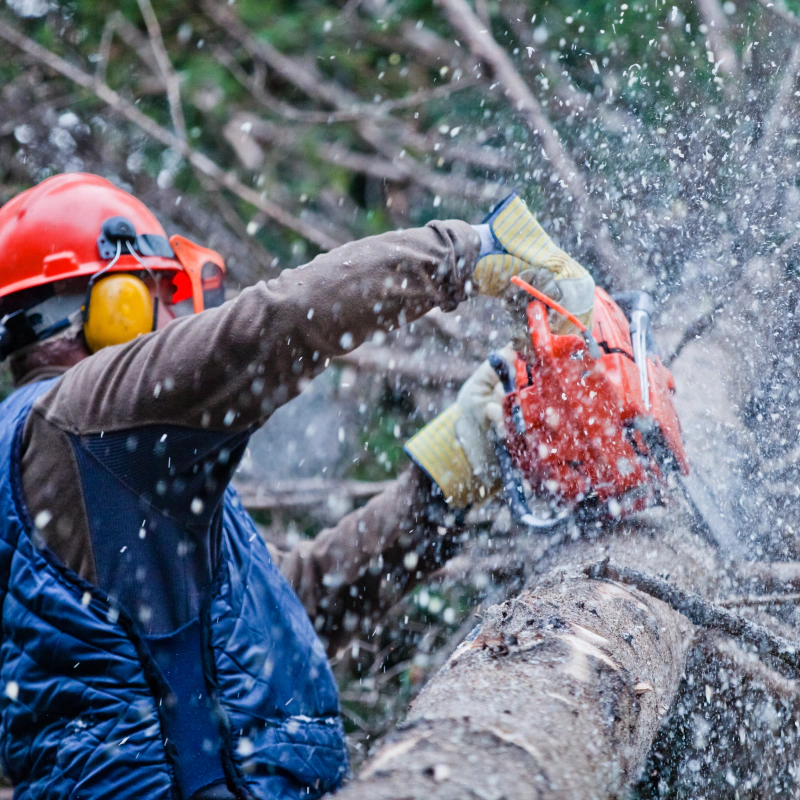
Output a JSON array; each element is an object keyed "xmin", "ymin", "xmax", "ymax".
[{"xmin": 336, "ymin": 504, "xmax": 721, "ymax": 799}]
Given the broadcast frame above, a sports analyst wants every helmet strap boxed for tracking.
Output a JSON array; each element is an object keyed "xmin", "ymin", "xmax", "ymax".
[
  {"xmin": 83, "ymin": 239, "xmax": 122, "ymax": 325},
  {"xmin": 124, "ymin": 240, "xmax": 159, "ymax": 332}
]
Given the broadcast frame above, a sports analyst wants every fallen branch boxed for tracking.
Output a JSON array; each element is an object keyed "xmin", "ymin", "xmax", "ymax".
[
  {"xmin": 233, "ymin": 477, "xmax": 394, "ymax": 510},
  {"xmin": 708, "ymin": 635, "xmax": 800, "ymax": 709},
  {"xmin": 718, "ymin": 592, "xmax": 800, "ymax": 607},
  {"xmin": 587, "ymin": 559, "xmax": 800, "ymax": 675},
  {"xmin": 0, "ymin": 19, "xmax": 342, "ymax": 251},
  {"xmin": 664, "ymin": 302, "xmax": 725, "ymax": 366},
  {"xmin": 734, "ymin": 560, "xmax": 800, "ymax": 593}
]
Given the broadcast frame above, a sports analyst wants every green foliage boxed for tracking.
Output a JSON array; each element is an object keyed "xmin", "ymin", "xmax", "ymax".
[{"xmin": 352, "ymin": 383, "xmax": 418, "ymax": 481}]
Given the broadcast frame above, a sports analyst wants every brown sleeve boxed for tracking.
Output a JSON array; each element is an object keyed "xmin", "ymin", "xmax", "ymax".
[
  {"xmin": 274, "ymin": 465, "xmax": 464, "ymax": 656},
  {"xmin": 32, "ymin": 221, "xmax": 479, "ymax": 434}
]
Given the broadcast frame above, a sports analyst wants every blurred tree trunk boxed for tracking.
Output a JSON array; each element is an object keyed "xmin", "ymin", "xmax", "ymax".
[{"xmin": 336, "ymin": 504, "xmax": 720, "ymax": 799}]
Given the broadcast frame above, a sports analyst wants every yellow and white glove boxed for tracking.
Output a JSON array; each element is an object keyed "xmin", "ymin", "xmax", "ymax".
[
  {"xmin": 404, "ymin": 345, "xmax": 515, "ymax": 510},
  {"xmin": 471, "ymin": 193, "xmax": 595, "ymax": 335}
]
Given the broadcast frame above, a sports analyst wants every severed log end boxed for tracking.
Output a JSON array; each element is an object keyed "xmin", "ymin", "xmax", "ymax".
[
  {"xmin": 586, "ymin": 558, "xmax": 800, "ymax": 676},
  {"xmin": 337, "ymin": 564, "xmax": 693, "ymax": 799}
]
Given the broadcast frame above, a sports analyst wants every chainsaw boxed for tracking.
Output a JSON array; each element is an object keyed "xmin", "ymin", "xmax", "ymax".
[{"xmin": 490, "ymin": 278, "xmax": 690, "ymax": 530}]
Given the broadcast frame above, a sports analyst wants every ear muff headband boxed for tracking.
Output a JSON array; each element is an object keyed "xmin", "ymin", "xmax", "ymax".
[{"xmin": 83, "ymin": 273, "xmax": 154, "ymax": 353}]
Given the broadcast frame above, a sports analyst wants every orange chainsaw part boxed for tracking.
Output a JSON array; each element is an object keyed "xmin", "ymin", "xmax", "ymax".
[{"xmin": 502, "ymin": 287, "xmax": 689, "ymax": 520}]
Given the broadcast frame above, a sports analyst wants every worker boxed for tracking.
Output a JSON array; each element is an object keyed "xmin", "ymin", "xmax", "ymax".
[{"xmin": 0, "ymin": 173, "xmax": 593, "ymax": 800}]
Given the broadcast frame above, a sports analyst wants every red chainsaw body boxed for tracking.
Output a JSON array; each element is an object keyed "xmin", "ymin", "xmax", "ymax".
[{"xmin": 503, "ymin": 287, "xmax": 689, "ymax": 518}]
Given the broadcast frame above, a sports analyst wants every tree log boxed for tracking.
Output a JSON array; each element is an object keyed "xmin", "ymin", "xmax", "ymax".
[{"xmin": 337, "ymin": 505, "xmax": 720, "ymax": 799}]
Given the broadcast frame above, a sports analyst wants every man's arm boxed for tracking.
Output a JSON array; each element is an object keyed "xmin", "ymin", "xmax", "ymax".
[
  {"xmin": 20, "ymin": 221, "xmax": 478, "ymax": 586},
  {"xmin": 35, "ymin": 221, "xmax": 479, "ymax": 436},
  {"xmin": 272, "ymin": 464, "xmax": 461, "ymax": 656}
]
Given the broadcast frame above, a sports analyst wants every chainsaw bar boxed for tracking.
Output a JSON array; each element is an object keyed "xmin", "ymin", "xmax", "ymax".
[{"xmin": 678, "ymin": 467, "xmax": 747, "ymax": 558}]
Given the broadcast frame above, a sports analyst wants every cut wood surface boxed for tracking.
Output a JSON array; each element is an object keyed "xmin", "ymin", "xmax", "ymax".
[{"xmin": 337, "ymin": 505, "xmax": 719, "ymax": 798}]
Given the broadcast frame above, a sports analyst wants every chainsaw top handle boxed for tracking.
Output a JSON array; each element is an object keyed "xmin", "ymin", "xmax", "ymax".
[{"xmin": 510, "ymin": 276, "xmax": 601, "ymax": 360}]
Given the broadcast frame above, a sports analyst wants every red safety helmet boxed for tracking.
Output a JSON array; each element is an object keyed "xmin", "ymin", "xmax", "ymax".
[{"xmin": 0, "ymin": 173, "xmax": 226, "ymax": 357}]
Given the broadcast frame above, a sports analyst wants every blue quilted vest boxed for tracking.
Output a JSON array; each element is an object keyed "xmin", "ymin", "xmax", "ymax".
[{"xmin": 0, "ymin": 380, "xmax": 347, "ymax": 799}]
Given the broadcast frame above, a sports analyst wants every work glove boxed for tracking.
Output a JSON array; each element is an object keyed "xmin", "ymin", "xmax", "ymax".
[
  {"xmin": 404, "ymin": 345, "xmax": 515, "ymax": 510},
  {"xmin": 471, "ymin": 193, "xmax": 595, "ymax": 335}
]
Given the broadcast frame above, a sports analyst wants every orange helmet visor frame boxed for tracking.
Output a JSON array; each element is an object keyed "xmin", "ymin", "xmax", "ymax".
[{"xmin": 169, "ymin": 235, "xmax": 227, "ymax": 314}]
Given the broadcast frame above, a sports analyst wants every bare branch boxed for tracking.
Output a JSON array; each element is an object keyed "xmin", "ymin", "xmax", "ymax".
[
  {"xmin": 213, "ymin": 45, "xmax": 364, "ymax": 124},
  {"xmin": 543, "ymin": 64, "xmax": 647, "ymax": 138},
  {"xmin": 136, "ymin": 0, "xmax": 186, "ymax": 139},
  {"xmin": 225, "ymin": 113, "xmax": 498, "ymax": 201},
  {"xmin": 343, "ymin": 121, "xmax": 503, "ymax": 201},
  {"xmin": 666, "ymin": 230, "xmax": 800, "ymax": 365},
  {"xmin": 706, "ymin": 635, "xmax": 800, "ymax": 708},
  {"xmin": 207, "ymin": 0, "xmax": 515, "ymax": 216},
  {"xmin": 693, "ymin": 0, "xmax": 739, "ymax": 77},
  {"xmin": 664, "ymin": 301, "xmax": 725, "ymax": 366},
  {"xmin": 474, "ymin": 0, "xmax": 491, "ymax": 27},
  {"xmin": 214, "ymin": 43, "xmax": 479, "ymax": 126},
  {"xmin": 95, "ymin": 17, "xmax": 115, "ymax": 85},
  {"xmin": 754, "ymin": 43, "xmax": 800, "ymax": 174},
  {"xmin": 753, "ymin": 70, "xmax": 800, "ymax": 247},
  {"xmin": 734, "ymin": 561, "xmax": 800, "ymax": 594},
  {"xmin": 434, "ymin": 0, "xmax": 622, "ymax": 275},
  {"xmin": 202, "ymin": 0, "xmax": 352, "ymax": 110},
  {"xmin": 102, "ymin": 10, "xmax": 159, "ymax": 75},
  {"xmin": 754, "ymin": 0, "xmax": 800, "ymax": 32},
  {"xmin": 335, "ymin": 346, "xmax": 478, "ymax": 386},
  {"xmin": 136, "ymin": 0, "xmax": 253, "ymax": 265},
  {"xmin": 0, "ymin": 19, "xmax": 343, "ymax": 251}
]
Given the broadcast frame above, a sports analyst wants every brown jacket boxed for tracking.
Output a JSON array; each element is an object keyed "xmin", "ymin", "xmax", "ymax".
[{"xmin": 20, "ymin": 221, "xmax": 479, "ymax": 650}]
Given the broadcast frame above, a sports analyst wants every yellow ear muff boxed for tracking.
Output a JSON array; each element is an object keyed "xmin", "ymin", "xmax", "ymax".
[{"xmin": 83, "ymin": 274, "xmax": 154, "ymax": 353}]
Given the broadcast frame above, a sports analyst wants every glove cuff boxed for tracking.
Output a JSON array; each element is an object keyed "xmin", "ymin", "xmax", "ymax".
[
  {"xmin": 405, "ymin": 405, "xmax": 493, "ymax": 509},
  {"xmin": 486, "ymin": 194, "xmax": 557, "ymax": 266}
]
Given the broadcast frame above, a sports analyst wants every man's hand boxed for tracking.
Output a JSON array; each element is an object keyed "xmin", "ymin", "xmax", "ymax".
[
  {"xmin": 471, "ymin": 193, "xmax": 595, "ymax": 335},
  {"xmin": 404, "ymin": 345, "xmax": 515, "ymax": 509}
]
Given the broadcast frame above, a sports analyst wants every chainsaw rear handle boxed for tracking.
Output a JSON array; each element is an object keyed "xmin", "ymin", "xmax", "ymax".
[{"xmin": 489, "ymin": 352, "xmax": 566, "ymax": 532}]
